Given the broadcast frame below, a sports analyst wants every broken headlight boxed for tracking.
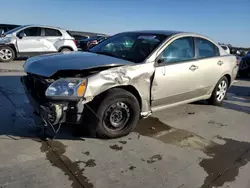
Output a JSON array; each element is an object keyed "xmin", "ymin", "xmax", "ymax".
[{"xmin": 45, "ymin": 78, "xmax": 87, "ymax": 99}]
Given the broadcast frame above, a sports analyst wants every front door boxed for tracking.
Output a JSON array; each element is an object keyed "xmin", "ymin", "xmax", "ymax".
[
  {"xmin": 151, "ymin": 37, "xmax": 202, "ymax": 110},
  {"xmin": 16, "ymin": 27, "xmax": 45, "ymax": 53}
]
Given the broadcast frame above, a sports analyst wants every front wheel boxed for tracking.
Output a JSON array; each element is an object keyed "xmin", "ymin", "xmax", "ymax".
[
  {"xmin": 208, "ymin": 76, "xmax": 229, "ymax": 106},
  {"xmin": 0, "ymin": 46, "xmax": 15, "ymax": 62},
  {"xmin": 93, "ymin": 88, "xmax": 140, "ymax": 139}
]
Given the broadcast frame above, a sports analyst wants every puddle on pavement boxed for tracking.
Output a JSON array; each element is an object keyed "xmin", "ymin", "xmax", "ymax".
[
  {"xmin": 134, "ymin": 117, "xmax": 171, "ymax": 137},
  {"xmin": 40, "ymin": 140, "xmax": 93, "ymax": 188},
  {"xmin": 135, "ymin": 117, "xmax": 250, "ymax": 187},
  {"xmin": 134, "ymin": 117, "xmax": 212, "ymax": 150},
  {"xmin": 200, "ymin": 137, "xmax": 250, "ymax": 188}
]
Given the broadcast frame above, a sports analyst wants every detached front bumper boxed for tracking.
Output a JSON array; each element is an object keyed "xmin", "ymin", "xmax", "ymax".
[{"xmin": 21, "ymin": 76, "xmax": 85, "ymax": 126}]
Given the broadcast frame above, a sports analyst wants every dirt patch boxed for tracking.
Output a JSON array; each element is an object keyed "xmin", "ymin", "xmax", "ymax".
[
  {"xmin": 200, "ymin": 137, "xmax": 250, "ymax": 188},
  {"xmin": 147, "ymin": 154, "xmax": 162, "ymax": 164},
  {"xmin": 208, "ymin": 120, "xmax": 228, "ymax": 127},
  {"xmin": 83, "ymin": 159, "xmax": 96, "ymax": 168},
  {"xmin": 83, "ymin": 151, "xmax": 90, "ymax": 156},
  {"xmin": 129, "ymin": 166, "xmax": 136, "ymax": 170},
  {"xmin": 119, "ymin": 141, "xmax": 127, "ymax": 144},
  {"xmin": 110, "ymin": 144, "xmax": 123, "ymax": 151},
  {"xmin": 40, "ymin": 140, "xmax": 93, "ymax": 188}
]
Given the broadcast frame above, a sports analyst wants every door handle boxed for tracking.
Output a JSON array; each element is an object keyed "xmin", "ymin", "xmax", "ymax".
[
  {"xmin": 217, "ymin": 60, "xmax": 224, "ymax": 66},
  {"xmin": 189, "ymin": 65, "xmax": 198, "ymax": 71}
]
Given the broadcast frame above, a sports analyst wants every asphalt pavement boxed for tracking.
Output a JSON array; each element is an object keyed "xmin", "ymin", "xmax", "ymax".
[{"xmin": 0, "ymin": 61, "xmax": 250, "ymax": 188}]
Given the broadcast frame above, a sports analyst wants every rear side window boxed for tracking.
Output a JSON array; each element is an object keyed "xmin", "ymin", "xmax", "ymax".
[
  {"xmin": 196, "ymin": 38, "xmax": 220, "ymax": 58},
  {"xmin": 221, "ymin": 46, "xmax": 228, "ymax": 50},
  {"xmin": 22, "ymin": 27, "xmax": 41, "ymax": 36},
  {"xmin": 44, "ymin": 28, "xmax": 62, "ymax": 36},
  {"xmin": 161, "ymin": 37, "xmax": 195, "ymax": 63}
]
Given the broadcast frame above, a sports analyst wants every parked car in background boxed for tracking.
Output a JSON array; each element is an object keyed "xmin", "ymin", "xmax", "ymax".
[
  {"xmin": 238, "ymin": 51, "xmax": 250, "ymax": 77},
  {"xmin": 77, "ymin": 35, "xmax": 108, "ymax": 51},
  {"xmin": 0, "ymin": 24, "xmax": 20, "ymax": 35},
  {"xmin": 220, "ymin": 45, "xmax": 230, "ymax": 54},
  {"xmin": 71, "ymin": 34, "xmax": 90, "ymax": 41},
  {"xmin": 21, "ymin": 30, "xmax": 239, "ymax": 139},
  {"xmin": 0, "ymin": 25, "xmax": 78, "ymax": 62}
]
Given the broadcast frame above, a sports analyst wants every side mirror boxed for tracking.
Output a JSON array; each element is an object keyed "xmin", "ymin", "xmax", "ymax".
[
  {"xmin": 157, "ymin": 58, "xmax": 165, "ymax": 64},
  {"xmin": 17, "ymin": 31, "xmax": 25, "ymax": 39}
]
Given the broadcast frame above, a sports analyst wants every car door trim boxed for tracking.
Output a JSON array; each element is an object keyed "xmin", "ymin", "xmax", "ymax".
[{"xmin": 151, "ymin": 87, "xmax": 211, "ymax": 109}]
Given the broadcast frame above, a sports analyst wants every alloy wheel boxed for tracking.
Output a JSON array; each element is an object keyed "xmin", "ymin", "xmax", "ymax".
[
  {"xmin": 0, "ymin": 48, "xmax": 12, "ymax": 60},
  {"xmin": 216, "ymin": 80, "xmax": 227, "ymax": 102}
]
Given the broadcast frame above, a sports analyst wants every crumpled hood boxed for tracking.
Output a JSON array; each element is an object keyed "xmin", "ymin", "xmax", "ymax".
[{"xmin": 24, "ymin": 51, "xmax": 134, "ymax": 77}]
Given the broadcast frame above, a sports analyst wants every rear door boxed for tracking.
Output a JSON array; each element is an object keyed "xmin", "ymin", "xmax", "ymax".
[
  {"xmin": 40, "ymin": 27, "xmax": 63, "ymax": 52},
  {"xmin": 16, "ymin": 27, "xmax": 44, "ymax": 52},
  {"xmin": 194, "ymin": 37, "xmax": 224, "ymax": 93}
]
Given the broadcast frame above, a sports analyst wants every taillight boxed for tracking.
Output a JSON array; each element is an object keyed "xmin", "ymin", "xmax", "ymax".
[{"xmin": 73, "ymin": 39, "xmax": 77, "ymax": 45}]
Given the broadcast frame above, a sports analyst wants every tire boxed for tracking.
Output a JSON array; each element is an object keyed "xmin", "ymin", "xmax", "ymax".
[
  {"xmin": 208, "ymin": 76, "xmax": 229, "ymax": 106},
  {"xmin": 90, "ymin": 88, "xmax": 140, "ymax": 139},
  {"xmin": 0, "ymin": 46, "xmax": 15, "ymax": 62},
  {"xmin": 60, "ymin": 47, "xmax": 72, "ymax": 53}
]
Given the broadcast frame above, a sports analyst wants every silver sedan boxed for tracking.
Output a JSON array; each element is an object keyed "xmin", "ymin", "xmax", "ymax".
[{"xmin": 22, "ymin": 30, "xmax": 239, "ymax": 138}]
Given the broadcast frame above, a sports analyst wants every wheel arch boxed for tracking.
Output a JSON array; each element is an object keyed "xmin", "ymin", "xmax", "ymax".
[
  {"xmin": 224, "ymin": 74, "xmax": 231, "ymax": 86},
  {"xmin": 93, "ymin": 85, "xmax": 143, "ymax": 111},
  {"xmin": 58, "ymin": 46, "xmax": 73, "ymax": 52},
  {"xmin": 0, "ymin": 44, "xmax": 17, "ymax": 57}
]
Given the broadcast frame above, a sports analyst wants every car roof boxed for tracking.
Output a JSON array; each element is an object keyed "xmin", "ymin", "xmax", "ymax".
[
  {"xmin": 120, "ymin": 30, "xmax": 189, "ymax": 36},
  {"xmin": 119, "ymin": 30, "xmax": 215, "ymax": 40},
  {"xmin": 22, "ymin": 24, "xmax": 65, "ymax": 30}
]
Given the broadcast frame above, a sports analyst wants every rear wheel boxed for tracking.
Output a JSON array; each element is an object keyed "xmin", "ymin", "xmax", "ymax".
[
  {"xmin": 208, "ymin": 76, "xmax": 229, "ymax": 106},
  {"xmin": 60, "ymin": 47, "xmax": 72, "ymax": 53},
  {"xmin": 89, "ymin": 88, "xmax": 140, "ymax": 139},
  {"xmin": 0, "ymin": 46, "xmax": 15, "ymax": 62}
]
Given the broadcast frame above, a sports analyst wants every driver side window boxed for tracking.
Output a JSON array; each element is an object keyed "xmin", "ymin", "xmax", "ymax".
[
  {"xmin": 161, "ymin": 37, "xmax": 195, "ymax": 64},
  {"xmin": 18, "ymin": 27, "xmax": 42, "ymax": 37}
]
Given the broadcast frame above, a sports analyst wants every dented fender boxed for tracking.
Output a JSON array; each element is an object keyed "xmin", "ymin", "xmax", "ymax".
[{"xmin": 83, "ymin": 62, "xmax": 156, "ymax": 117}]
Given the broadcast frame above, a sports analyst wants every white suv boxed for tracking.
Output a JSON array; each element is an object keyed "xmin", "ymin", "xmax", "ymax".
[{"xmin": 0, "ymin": 25, "xmax": 78, "ymax": 62}]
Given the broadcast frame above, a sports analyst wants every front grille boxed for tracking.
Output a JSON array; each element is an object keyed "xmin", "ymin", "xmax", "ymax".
[{"xmin": 26, "ymin": 74, "xmax": 51, "ymax": 100}]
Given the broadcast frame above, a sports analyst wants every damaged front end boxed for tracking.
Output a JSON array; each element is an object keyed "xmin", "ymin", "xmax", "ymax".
[
  {"xmin": 21, "ymin": 60, "xmax": 155, "ymax": 137},
  {"xmin": 21, "ymin": 74, "xmax": 85, "ymax": 128}
]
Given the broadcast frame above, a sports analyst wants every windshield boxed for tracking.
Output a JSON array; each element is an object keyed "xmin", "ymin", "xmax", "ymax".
[
  {"xmin": 4, "ymin": 25, "xmax": 27, "ymax": 35},
  {"xmin": 89, "ymin": 33, "xmax": 167, "ymax": 63}
]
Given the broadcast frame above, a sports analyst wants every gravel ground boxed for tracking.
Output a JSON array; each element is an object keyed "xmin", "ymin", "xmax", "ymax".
[{"xmin": 0, "ymin": 61, "xmax": 250, "ymax": 188}]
